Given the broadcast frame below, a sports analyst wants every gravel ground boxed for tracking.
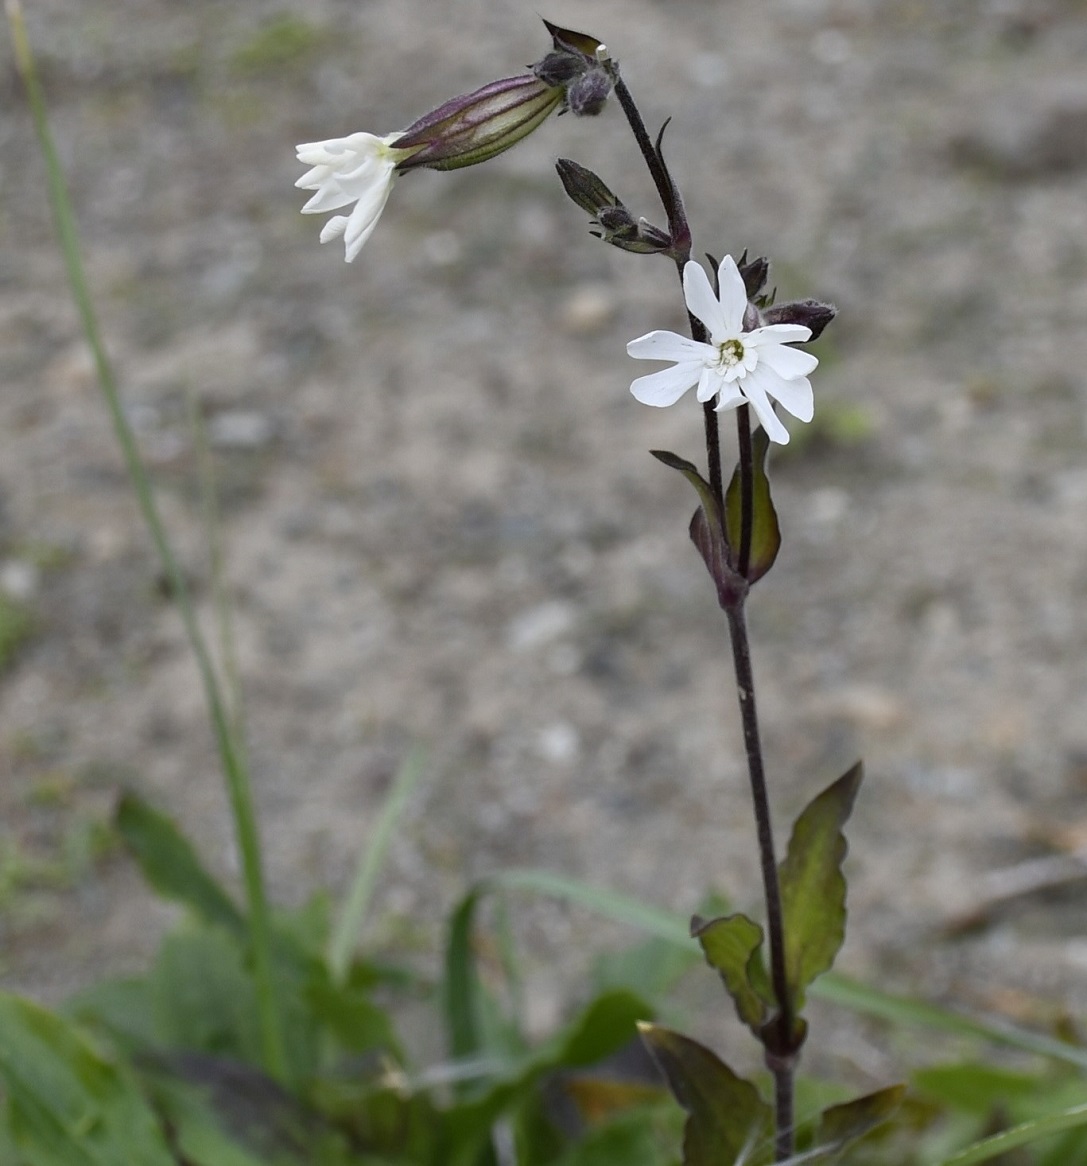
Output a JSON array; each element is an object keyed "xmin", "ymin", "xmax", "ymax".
[{"xmin": 4, "ymin": 0, "xmax": 1087, "ymax": 1077}]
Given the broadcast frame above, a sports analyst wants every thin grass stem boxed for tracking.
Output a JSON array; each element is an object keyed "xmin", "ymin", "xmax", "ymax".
[{"xmin": 7, "ymin": 0, "xmax": 287, "ymax": 1083}]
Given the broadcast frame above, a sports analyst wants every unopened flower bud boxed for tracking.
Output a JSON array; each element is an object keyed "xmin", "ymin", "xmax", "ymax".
[
  {"xmin": 393, "ymin": 74, "xmax": 564, "ymax": 171},
  {"xmin": 736, "ymin": 251, "xmax": 771, "ymax": 301},
  {"xmin": 566, "ymin": 68, "xmax": 612, "ymax": 117},
  {"xmin": 763, "ymin": 299, "xmax": 837, "ymax": 341},
  {"xmin": 555, "ymin": 159, "xmax": 672, "ymax": 255},
  {"xmin": 533, "ymin": 19, "xmax": 614, "ymax": 117}
]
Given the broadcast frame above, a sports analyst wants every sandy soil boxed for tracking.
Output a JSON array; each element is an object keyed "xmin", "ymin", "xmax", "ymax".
[{"xmin": 4, "ymin": 0, "xmax": 1087, "ymax": 1077}]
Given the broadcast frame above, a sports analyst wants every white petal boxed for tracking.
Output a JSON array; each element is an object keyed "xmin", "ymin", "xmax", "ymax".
[
  {"xmin": 295, "ymin": 164, "xmax": 331, "ymax": 190},
  {"xmin": 764, "ymin": 371, "xmax": 814, "ymax": 422},
  {"xmin": 341, "ymin": 179, "xmax": 396, "ymax": 261},
  {"xmin": 740, "ymin": 366, "xmax": 796, "ymax": 443},
  {"xmin": 630, "ymin": 362, "xmax": 702, "ymax": 407},
  {"xmin": 752, "ymin": 323, "xmax": 812, "ymax": 345},
  {"xmin": 627, "ymin": 330, "xmax": 713, "ymax": 364},
  {"xmin": 682, "ymin": 261, "xmax": 727, "ymax": 339},
  {"xmin": 300, "ymin": 183, "xmax": 361, "ymax": 214},
  {"xmin": 715, "ymin": 255, "xmax": 749, "ymax": 335},
  {"xmin": 319, "ymin": 216, "xmax": 348, "ymax": 243},
  {"xmin": 712, "ymin": 381, "xmax": 747, "ymax": 414},
  {"xmin": 696, "ymin": 366, "xmax": 722, "ymax": 402},
  {"xmin": 754, "ymin": 341, "xmax": 818, "ymax": 380}
]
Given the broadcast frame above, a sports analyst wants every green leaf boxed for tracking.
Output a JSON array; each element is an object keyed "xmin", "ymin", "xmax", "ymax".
[
  {"xmin": 692, "ymin": 913, "xmax": 772, "ymax": 1035},
  {"xmin": 150, "ymin": 925, "xmax": 262, "ymax": 1062},
  {"xmin": 115, "ymin": 792, "xmax": 244, "ymax": 936},
  {"xmin": 64, "ymin": 977, "xmax": 158, "ymax": 1056},
  {"xmin": 443, "ymin": 888, "xmax": 488, "ymax": 1066},
  {"xmin": 810, "ymin": 1084, "xmax": 907, "ymax": 1160},
  {"xmin": 550, "ymin": 991, "xmax": 653, "ymax": 1069},
  {"xmin": 0, "ymin": 991, "xmax": 175, "ymax": 1166},
  {"xmin": 724, "ymin": 426, "xmax": 781, "ymax": 583},
  {"xmin": 778, "ymin": 762, "xmax": 863, "ymax": 1017},
  {"xmin": 639, "ymin": 1023, "xmax": 772, "ymax": 1166}
]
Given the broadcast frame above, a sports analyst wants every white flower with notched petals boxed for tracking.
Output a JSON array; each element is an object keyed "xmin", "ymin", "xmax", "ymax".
[
  {"xmin": 296, "ymin": 132, "xmax": 413, "ymax": 262},
  {"xmin": 626, "ymin": 255, "xmax": 818, "ymax": 444}
]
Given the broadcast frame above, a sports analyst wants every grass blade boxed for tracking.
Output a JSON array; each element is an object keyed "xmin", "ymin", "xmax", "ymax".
[
  {"xmin": 329, "ymin": 747, "xmax": 426, "ymax": 985},
  {"xmin": 938, "ymin": 1103, "xmax": 1087, "ymax": 1166},
  {"xmin": 489, "ymin": 869, "xmax": 1087, "ymax": 1072}
]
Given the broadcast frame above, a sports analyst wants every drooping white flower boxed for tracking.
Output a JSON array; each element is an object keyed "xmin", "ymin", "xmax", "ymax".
[
  {"xmin": 296, "ymin": 132, "xmax": 412, "ymax": 262},
  {"xmin": 296, "ymin": 75, "xmax": 564, "ymax": 263},
  {"xmin": 626, "ymin": 255, "xmax": 818, "ymax": 444}
]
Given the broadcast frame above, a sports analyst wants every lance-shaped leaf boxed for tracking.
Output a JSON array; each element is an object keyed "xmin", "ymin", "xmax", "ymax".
[
  {"xmin": 724, "ymin": 426, "xmax": 781, "ymax": 584},
  {"xmin": 691, "ymin": 913, "xmax": 772, "ymax": 1036},
  {"xmin": 778, "ymin": 762, "xmax": 863, "ymax": 1016},
  {"xmin": 115, "ymin": 792, "xmax": 244, "ymax": 937},
  {"xmin": 808, "ymin": 1085, "xmax": 907, "ymax": 1161},
  {"xmin": 639, "ymin": 1023, "xmax": 773, "ymax": 1166},
  {"xmin": 650, "ymin": 450, "xmax": 746, "ymax": 609}
]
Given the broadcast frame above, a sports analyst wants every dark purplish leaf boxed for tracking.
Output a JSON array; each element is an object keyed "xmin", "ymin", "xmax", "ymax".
[
  {"xmin": 779, "ymin": 763, "xmax": 863, "ymax": 1017},
  {"xmin": 724, "ymin": 426, "xmax": 781, "ymax": 584},
  {"xmin": 650, "ymin": 449, "xmax": 746, "ymax": 609},
  {"xmin": 639, "ymin": 1023, "xmax": 772, "ymax": 1166}
]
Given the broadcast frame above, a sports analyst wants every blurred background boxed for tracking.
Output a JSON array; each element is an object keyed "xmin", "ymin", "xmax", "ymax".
[{"xmin": 4, "ymin": 0, "xmax": 1087, "ymax": 1075}]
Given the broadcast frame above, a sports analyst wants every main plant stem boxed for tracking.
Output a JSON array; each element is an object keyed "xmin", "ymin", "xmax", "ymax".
[
  {"xmin": 614, "ymin": 66, "xmax": 795, "ymax": 1159},
  {"xmin": 725, "ymin": 600, "xmax": 795, "ymax": 1160}
]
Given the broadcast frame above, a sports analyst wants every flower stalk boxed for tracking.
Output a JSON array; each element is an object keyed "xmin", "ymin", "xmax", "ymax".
[{"xmin": 611, "ymin": 72, "xmax": 827, "ymax": 1160}]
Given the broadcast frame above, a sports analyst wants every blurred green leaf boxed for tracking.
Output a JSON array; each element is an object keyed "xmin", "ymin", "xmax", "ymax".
[
  {"xmin": 551, "ymin": 1108, "xmax": 680, "ymax": 1165},
  {"xmin": 0, "ymin": 992, "xmax": 175, "ymax": 1166},
  {"xmin": 593, "ymin": 931, "xmax": 699, "ymax": 1002},
  {"xmin": 779, "ymin": 763, "xmax": 862, "ymax": 1016},
  {"xmin": 639, "ymin": 1023, "xmax": 772, "ymax": 1166},
  {"xmin": 146, "ymin": 1054, "xmax": 350, "ymax": 1166},
  {"xmin": 549, "ymin": 992, "xmax": 654, "ymax": 1069},
  {"xmin": 444, "ymin": 888, "xmax": 488, "ymax": 1067},
  {"xmin": 64, "ymin": 977, "xmax": 158, "ymax": 1055},
  {"xmin": 937, "ymin": 1103, "xmax": 1087, "ymax": 1166},
  {"xmin": 913, "ymin": 1064, "xmax": 1047, "ymax": 1115},
  {"xmin": 150, "ymin": 926, "xmax": 262, "ymax": 1062},
  {"xmin": 813, "ymin": 974, "xmax": 1087, "ymax": 1071},
  {"xmin": 491, "ymin": 869, "xmax": 691, "ymax": 944},
  {"xmin": 811, "ymin": 1084, "xmax": 907, "ymax": 1161},
  {"xmin": 330, "ymin": 747, "xmax": 426, "ymax": 985},
  {"xmin": 692, "ymin": 913, "xmax": 771, "ymax": 1035},
  {"xmin": 116, "ymin": 792, "xmax": 244, "ymax": 936},
  {"xmin": 724, "ymin": 426, "xmax": 781, "ymax": 583}
]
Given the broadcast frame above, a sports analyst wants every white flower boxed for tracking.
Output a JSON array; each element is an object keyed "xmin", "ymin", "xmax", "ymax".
[
  {"xmin": 626, "ymin": 255, "xmax": 818, "ymax": 444},
  {"xmin": 296, "ymin": 132, "xmax": 409, "ymax": 262}
]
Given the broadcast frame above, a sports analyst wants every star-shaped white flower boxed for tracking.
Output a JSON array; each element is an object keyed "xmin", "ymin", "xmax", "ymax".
[
  {"xmin": 626, "ymin": 255, "xmax": 818, "ymax": 444},
  {"xmin": 296, "ymin": 132, "xmax": 411, "ymax": 262}
]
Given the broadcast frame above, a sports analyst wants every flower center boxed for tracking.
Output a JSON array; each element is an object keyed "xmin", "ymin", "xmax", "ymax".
[{"xmin": 715, "ymin": 337, "xmax": 746, "ymax": 370}]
